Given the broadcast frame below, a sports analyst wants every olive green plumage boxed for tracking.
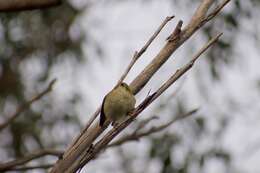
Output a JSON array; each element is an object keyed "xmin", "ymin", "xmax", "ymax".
[{"xmin": 99, "ymin": 83, "xmax": 136, "ymax": 127}]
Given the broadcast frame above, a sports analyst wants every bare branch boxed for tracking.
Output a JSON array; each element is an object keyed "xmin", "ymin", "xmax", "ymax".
[
  {"xmin": 134, "ymin": 116, "xmax": 159, "ymax": 134},
  {"xmin": 117, "ymin": 15, "xmax": 175, "ymax": 85},
  {"xmin": 166, "ymin": 20, "xmax": 183, "ymax": 42},
  {"xmin": 164, "ymin": 77, "xmax": 186, "ymax": 103},
  {"xmin": 0, "ymin": 149, "xmax": 62, "ymax": 171},
  {"xmin": 0, "ymin": 79, "xmax": 57, "ymax": 131},
  {"xmin": 130, "ymin": 0, "xmax": 213, "ymax": 93},
  {"xmin": 130, "ymin": 0, "xmax": 229, "ymax": 94},
  {"xmin": 108, "ymin": 109, "xmax": 198, "ymax": 148},
  {"xmin": 50, "ymin": 0, "xmax": 230, "ymax": 172},
  {"xmin": 71, "ymin": 33, "xmax": 222, "ymax": 172},
  {"xmin": 205, "ymin": 0, "xmax": 231, "ymax": 22},
  {"xmin": 133, "ymin": 33, "xmax": 222, "ymax": 113},
  {"xmin": 0, "ymin": 0, "xmax": 61, "ymax": 12},
  {"xmin": 72, "ymin": 16, "xmax": 175, "ymax": 145},
  {"xmin": 62, "ymin": 15, "xmax": 175, "ymax": 164}
]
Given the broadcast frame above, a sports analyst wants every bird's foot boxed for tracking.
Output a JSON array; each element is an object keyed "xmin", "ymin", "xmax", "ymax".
[
  {"xmin": 129, "ymin": 108, "xmax": 135, "ymax": 115},
  {"xmin": 112, "ymin": 122, "xmax": 122, "ymax": 130}
]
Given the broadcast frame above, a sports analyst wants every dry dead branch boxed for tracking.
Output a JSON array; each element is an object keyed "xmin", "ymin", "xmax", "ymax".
[{"xmin": 49, "ymin": 0, "xmax": 230, "ymax": 172}]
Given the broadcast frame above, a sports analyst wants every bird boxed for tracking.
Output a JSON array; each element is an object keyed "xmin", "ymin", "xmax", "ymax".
[{"xmin": 99, "ymin": 83, "xmax": 136, "ymax": 127}]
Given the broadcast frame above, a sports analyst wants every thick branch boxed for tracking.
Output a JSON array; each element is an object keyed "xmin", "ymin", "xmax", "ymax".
[
  {"xmin": 54, "ymin": 16, "xmax": 175, "ymax": 173},
  {"xmin": 0, "ymin": 149, "xmax": 62, "ymax": 171},
  {"xmin": 70, "ymin": 16, "xmax": 175, "ymax": 149},
  {"xmin": 0, "ymin": 0, "xmax": 61, "ymax": 12},
  {"xmin": 70, "ymin": 33, "xmax": 222, "ymax": 172},
  {"xmin": 0, "ymin": 79, "xmax": 57, "ymax": 131}
]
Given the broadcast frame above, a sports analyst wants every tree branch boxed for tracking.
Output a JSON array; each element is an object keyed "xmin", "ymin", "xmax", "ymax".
[
  {"xmin": 130, "ymin": 0, "xmax": 229, "ymax": 94},
  {"xmin": 0, "ymin": 79, "xmax": 57, "ymax": 131},
  {"xmin": 75, "ymin": 15, "xmax": 175, "ymax": 139},
  {"xmin": 133, "ymin": 115, "xmax": 159, "ymax": 134},
  {"xmin": 0, "ymin": 149, "xmax": 62, "ymax": 171},
  {"xmin": 117, "ymin": 15, "xmax": 175, "ymax": 85},
  {"xmin": 204, "ymin": 0, "xmax": 230, "ymax": 22},
  {"xmin": 108, "ymin": 109, "xmax": 198, "ymax": 148},
  {"xmin": 61, "ymin": 15, "xmax": 175, "ymax": 167},
  {"xmin": 0, "ymin": 0, "xmax": 61, "ymax": 12},
  {"xmin": 71, "ymin": 33, "xmax": 222, "ymax": 172},
  {"xmin": 50, "ymin": 0, "xmax": 230, "ymax": 172}
]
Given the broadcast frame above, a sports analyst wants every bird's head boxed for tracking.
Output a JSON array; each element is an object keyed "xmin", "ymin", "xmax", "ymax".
[{"xmin": 120, "ymin": 83, "xmax": 133, "ymax": 93}]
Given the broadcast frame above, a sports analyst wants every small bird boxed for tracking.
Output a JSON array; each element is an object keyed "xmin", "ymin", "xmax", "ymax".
[{"xmin": 100, "ymin": 83, "xmax": 136, "ymax": 127}]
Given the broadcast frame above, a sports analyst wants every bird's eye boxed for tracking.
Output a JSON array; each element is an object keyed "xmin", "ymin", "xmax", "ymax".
[{"xmin": 121, "ymin": 83, "xmax": 132, "ymax": 92}]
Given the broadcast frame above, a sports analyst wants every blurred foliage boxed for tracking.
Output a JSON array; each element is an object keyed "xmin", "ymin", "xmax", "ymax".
[
  {"xmin": 203, "ymin": 0, "xmax": 257, "ymax": 80},
  {"xmin": 0, "ymin": 0, "xmax": 85, "ymax": 165},
  {"xmin": 148, "ymin": 120, "xmax": 231, "ymax": 173},
  {"xmin": 150, "ymin": 133, "xmax": 180, "ymax": 173}
]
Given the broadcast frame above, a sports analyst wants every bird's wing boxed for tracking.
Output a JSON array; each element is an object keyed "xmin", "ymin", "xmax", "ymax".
[{"xmin": 99, "ymin": 95, "xmax": 107, "ymax": 127}]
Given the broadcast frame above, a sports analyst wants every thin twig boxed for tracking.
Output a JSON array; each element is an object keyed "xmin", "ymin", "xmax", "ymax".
[
  {"xmin": 0, "ymin": 79, "xmax": 57, "ymax": 131},
  {"xmin": 166, "ymin": 20, "xmax": 183, "ymax": 42},
  {"xmin": 161, "ymin": 77, "xmax": 186, "ymax": 105},
  {"xmin": 117, "ymin": 15, "xmax": 175, "ymax": 85},
  {"xmin": 108, "ymin": 109, "xmax": 198, "ymax": 148},
  {"xmin": 205, "ymin": 0, "xmax": 231, "ymax": 22},
  {"xmin": 0, "ymin": 149, "xmax": 63, "ymax": 171},
  {"xmin": 133, "ymin": 116, "xmax": 159, "ymax": 134},
  {"xmin": 132, "ymin": 33, "xmax": 222, "ymax": 114},
  {"xmin": 74, "ymin": 33, "xmax": 222, "ymax": 171}
]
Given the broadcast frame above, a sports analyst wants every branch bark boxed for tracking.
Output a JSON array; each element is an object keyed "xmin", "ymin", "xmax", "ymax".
[{"xmin": 0, "ymin": 0, "xmax": 61, "ymax": 12}]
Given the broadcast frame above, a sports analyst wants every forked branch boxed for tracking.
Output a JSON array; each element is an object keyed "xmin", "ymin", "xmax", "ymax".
[
  {"xmin": 108, "ymin": 109, "xmax": 198, "ymax": 148},
  {"xmin": 80, "ymin": 15, "xmax": 175, "ymax": 137},
  {"xmin": 66, "ymin": 15, "xmax": 175, "ymax": 157},
  {"xmin": 73, "ymin": 33, "xmax": 222, "ymax": 172}
]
